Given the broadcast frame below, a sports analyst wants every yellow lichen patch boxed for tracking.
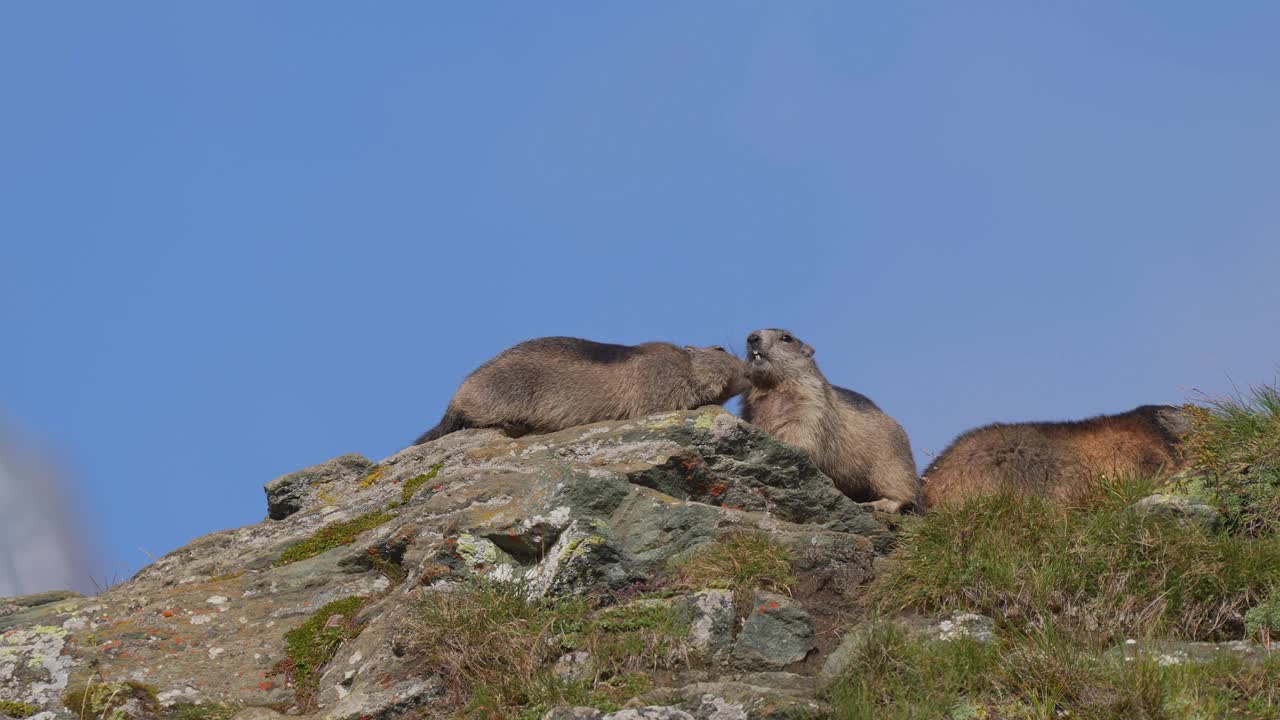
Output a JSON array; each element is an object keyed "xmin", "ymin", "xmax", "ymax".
[
  {"xmin": 357, "ymin": 466, "xmax": 387, "ymax": 487},
  {"xmin": 694, "ymin": 413, "xmax": 717, "ymax": 430}
]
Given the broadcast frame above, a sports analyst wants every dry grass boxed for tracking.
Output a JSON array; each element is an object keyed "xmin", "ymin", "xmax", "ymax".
[{"xmin": 670, "ymin": 530, "xmax": 796, "ymax": 596}]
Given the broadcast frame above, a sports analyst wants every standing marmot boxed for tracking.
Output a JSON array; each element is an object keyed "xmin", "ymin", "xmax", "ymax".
[
  {"xmin": 740, "ymin": 328, "xmax": 920, "ymax": 513},
  {"xmin": 413, "ymin": 336, "xmax": 750, "ymax": 445},
  {"xmin": 921, "ymin": 405, "xmax": 1192, "ymax": 507}
]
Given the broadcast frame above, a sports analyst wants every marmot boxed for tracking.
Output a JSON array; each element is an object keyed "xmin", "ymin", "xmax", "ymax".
[
  {"xmin": 414, "ymin": 336, "xmax": 750, "ymax": 445},
  {"xmin": 740, "ymin": 328, "xmax": 921, "ymax": 513},
  {"xmin": 921, "ymin": 405, "xmax": 1192, "ymax": 507}
]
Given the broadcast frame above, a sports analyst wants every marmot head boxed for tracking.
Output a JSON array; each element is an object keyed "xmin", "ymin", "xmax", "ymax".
[
  {"xmin": 745, "ymin": 328, "xmax": 816, "ymax": 387},
  {"xmin": 685, "ymin": 345, "xmax": 751, "ymax": 403}
]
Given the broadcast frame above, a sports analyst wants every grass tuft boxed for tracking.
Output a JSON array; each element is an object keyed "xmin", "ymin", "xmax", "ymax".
[
  {"xmin": 410, "ymin": 581, "xmax": 688, "ymax": 719},
  {"xmin": 670, "ymin": 530, "xmax": 796, "ymax": 596},
  {"xmin": 1180, "ymin": 383, "xmax": 1280, "ymax": 536},
  {"xmin": 274, "ymin": 511, "xmax": 395, "ymax": 566}
]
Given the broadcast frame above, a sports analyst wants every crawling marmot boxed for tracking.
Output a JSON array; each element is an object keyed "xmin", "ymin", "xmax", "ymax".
[{"xmin": 414, "ymin": 336, "xmax": 750, "ymax": 445}]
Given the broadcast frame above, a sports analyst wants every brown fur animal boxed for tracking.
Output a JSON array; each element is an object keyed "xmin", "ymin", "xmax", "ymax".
[
  {"xmin": 740, "ymin": 328, "xmax": 920, "ymax": 513},
  {"xmin": 413, "ymin": 336, "xmax": 750, "ymax": 445},
  {"xmin": 921, "ymin": 405, "xmax": 1192, "ymax": 507}
]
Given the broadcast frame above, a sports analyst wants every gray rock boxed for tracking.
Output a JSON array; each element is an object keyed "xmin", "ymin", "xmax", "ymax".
[
  {"xmin": 230, "ymin": 709, "xmax": 291, "ymax": 720},
  {"xmin": 1112, "ymin": 638, "xmax": 1267, "ymax": 665},
  {"xmin": 523, "ymin": 519, "xmax": 641, "ymax": 598},
  {"xmin": 687, "ymin": 590, "xmax": 735, "ymax": 660},
  {"xmin": 606, "ymin": 709, "xmax": 696, "ymax": 720},
  {"xmin": 543, "ymin": 709, "xmax": 605, "ymax": 720},
  {"xmin": 925, "ymin": 611, "xmax": 995, "ymax": 643},
  {"xmin": 1132, "ymin": 494, "xmax": 1220, "ymax": 530},
  {"xmin": 553, "ymin": 650, "xmax": 593, "ymax": 681},
  {"xmin": 731, "ymin": 592, "xmax": 815, "ymax": 669},
  {"xmin": 636, "ymin": 674, "xmax": 826, "ymax": 719},
  {"xmin": 263, "ymin": 453, "xmax": 373, "ymax": 520}
]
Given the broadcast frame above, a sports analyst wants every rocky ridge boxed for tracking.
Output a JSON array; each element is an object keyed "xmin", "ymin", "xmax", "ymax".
[{"xmin": 1, "ymin": 408, "xmax": 899, "ymax": 720}]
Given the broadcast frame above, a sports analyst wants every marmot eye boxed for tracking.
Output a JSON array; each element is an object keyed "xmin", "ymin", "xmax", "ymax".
[
  {"xmin": 780, "ymin": 335, "xmax": 793, "ymax": 343},
  {"xmin": 712, "ymin": 345, "xmax": 726, "ymax": 352}
]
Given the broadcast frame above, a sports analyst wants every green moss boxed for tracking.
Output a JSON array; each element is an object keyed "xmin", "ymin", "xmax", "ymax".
[
  {"xmin": 163, "ymin": 702, "xmax": 241, "ymax": 720},
  {"xmin": 280, "ymin": 596, "xmax": 368, "ymax": 704},
  {"xmin": 274, "ymin": 511, "xmax": 394, "ymax": 566},
  {"xmin": 0, "ymin": 700, "xmax": 38, "ymax": 719},
  {"xmin": 401, "ymin": 463, "xmax": 444, "ymax": 504},
  {"xmin": 63, "ymin": 681, "xmax": 159, "ymax": 720}
]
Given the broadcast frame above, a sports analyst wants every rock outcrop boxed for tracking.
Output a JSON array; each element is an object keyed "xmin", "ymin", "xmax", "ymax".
[{"xmin": 1, "ymin": 408, "xmax": 889, "ymax": 720}]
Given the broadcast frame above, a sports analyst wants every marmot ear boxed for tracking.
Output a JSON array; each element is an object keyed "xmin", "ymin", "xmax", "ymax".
[{"xmin": 802, "ymin": 344, "xmax": 815, "ymax": 358}]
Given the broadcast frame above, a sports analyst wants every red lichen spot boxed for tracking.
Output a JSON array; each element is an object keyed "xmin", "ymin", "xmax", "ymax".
[
  {"xmin": 708, "ymin": 483, "xmax": 728, "ymax": 497},
  {"xmin": 768, "ymin": 602, "xmax": 780, "ymax": 610},
  {"xmin": 432, "ymin": 484, "xmax": 443, "ymax": 492},
  {"xmin": 258, "ymin": 681, "xmax": 274, "ymax": 692},
  {"xmin": 161, "ymin": 610, "xmax": 175, "ymax": 618},
  {"xmin": 367, "ymin": 547, "xmax": 378, "ymax": 556}
]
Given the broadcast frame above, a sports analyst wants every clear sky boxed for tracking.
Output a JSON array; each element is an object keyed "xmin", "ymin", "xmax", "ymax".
[{"xmin": 2, "ymin": 3, "xmax": 1277, "ymax": 591}]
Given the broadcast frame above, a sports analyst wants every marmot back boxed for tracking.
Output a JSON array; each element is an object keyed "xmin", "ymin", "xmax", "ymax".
[
  {"xmin": 740, "ymin": 328, "xmax": 920, "ymax": 513},
  {"xmin": 921, "ymin": 405, "xmax": 1192, "ymax": 507},
  {"xmin": 413, "ymin": 336, "xmax": 749, "ymax": 445}
]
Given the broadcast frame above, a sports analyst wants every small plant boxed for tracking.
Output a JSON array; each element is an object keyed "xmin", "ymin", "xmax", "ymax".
[
  {"xmin": 274, "ymin": 511, "xmax": 394, "ymax": 566},
  {"xmin": 63, "ymin": 680, "xmax": 159, "ymax": 720},
  {"xmin": 277, "ymin": 596, "xmax": 369, "ymax": 705},
  {"xmin": 0, "ymin": 701, "xmax": 38, "ymax": 719},
  {"xmin": 670, "ymin": 530, "xmax": 796, "ymax": 595},
  {"xmin": 1246, "ymin": 590, "xmax": 1280, "ymax": 648},
  {"xmin": 402, "ymin": 463, "xmax": 444, "ymax": 504}
]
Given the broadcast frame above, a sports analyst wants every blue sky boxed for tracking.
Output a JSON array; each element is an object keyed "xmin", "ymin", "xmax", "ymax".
[{"xmin": 2, "ymin": 3, "xmax": 1277, "ymax": 590}]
